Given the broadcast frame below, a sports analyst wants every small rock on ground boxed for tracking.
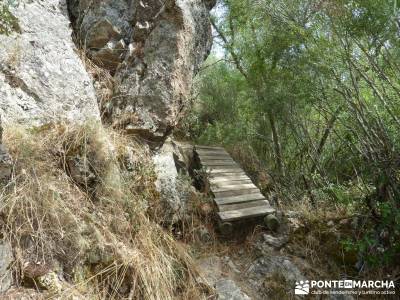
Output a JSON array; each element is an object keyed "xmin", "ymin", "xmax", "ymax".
[{"xmin": 215, "ymin": 279, "xmax": 251, "ymax": 300}]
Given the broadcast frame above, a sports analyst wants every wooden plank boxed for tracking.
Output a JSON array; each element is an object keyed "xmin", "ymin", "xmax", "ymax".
[
  {"xmin": 201, "ymin": 160, "xmax": 238, "ymax": 167},
  {"xmin": 212, "ymin": 183, "xmax": 257, "ymax": 192},
  {"xmin": 211, "ymin": 180, "xmax": 251, "ymax": 186},
  {"xmin": 218, "ymin": 200, "xmax": 270, "ymax": 212},
  {"xmin": 197, "ymin": 154, "xmax": 232, "ymax": 160},
  {"xmin": 209, "ymin": 172, "xmax": 248, "ymax": 178},
  {"xmin": 196, "ymin": 149, "xmax": 229, "ymax": 156},
  {"xmin": 199, "ymin": 156, "xmax": 234, "ymax": 161},
  {"xmin": 211, "ymin": 179, "xmax": 251, "ymax": 185},
  {"xmin": 196, "ymin": 146, "xmax": 227, "ymax": 152},
  {"xmin": 209, "ymin": 170, "xmax": 246, "ymax": 175},
  {"xmin": 211, "ymin": 179, "xmax": 253, "ymax": 187},
  {"xmin": 208, "ymin": 168, "xmax": 244, "ymax": 174},
  {"xmin": 200, "ymin": 157, "xmax": 235, "ymax": 162},
  {"xmin": 211, "ymin": 180, "xmax": 253, "ymax": 186},
  {"xmin": 195, "ymin": 145, "xmax": 225, "ymax": 150},
  {"xmin": 209, "ymin": 175, "xmax": 249, "ymax": 182},
  {"xmin": 214, "ymin": 193, "xmax": 266, "ymax": 205},
  {"xmin": 198, "ymin": 153, "xmax": 231, "ymax": 159},
  {"xmin": 205, "ymin": 165, "xmax": 242, "ymax": 170},
  {"xmin": 214, "ymin": 187, "xmax": 260, "ymax": 198},
  {"xmin": 218, "ymin": 206, "xmax": 276, "ymax": 221},
  {"xmin": 198, "ymin": 154, "xmax": 232, "ymax": 160}
]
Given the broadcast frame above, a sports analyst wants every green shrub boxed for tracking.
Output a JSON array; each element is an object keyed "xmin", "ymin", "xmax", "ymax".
[{"xmin": 0, "ymin": 3, "xmax": 20, "ymax": 35}]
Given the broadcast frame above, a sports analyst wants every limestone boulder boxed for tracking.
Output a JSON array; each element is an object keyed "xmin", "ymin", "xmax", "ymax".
[
  {"xmin": 0, "ymin": 0, "xmax": 100, "ymax": 127},
  {"xmin": 215, "ymin": 279, "xmax": 251, "ymax": 300},
  {"xmin": 0, "ymin": 116, "xmax": 12, "ymax": 183},
  {"xmin": 153, "ymin": 140, "xmax": 192, "ymax": 223},
  {"xmin": 246, "ymin": 256, "xmax": 304, "ymax": 292},
  {"xmin": 68, "ymin": 0, "xmax": 215, "ymax": 143},
  {"xmin": 0, "ymin": 241, "xmax": 13, "ymax": 293}
]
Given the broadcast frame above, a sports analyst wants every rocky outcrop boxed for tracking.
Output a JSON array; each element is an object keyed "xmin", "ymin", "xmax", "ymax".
[
  {"xmin": 68, "ymin": 0, "xmax": 215, "ymax": 143},
  {"xmin": 0, "ymin": 116, "xmax": 12, "ymax": 183},
  {"xmin": 215, "ymin": 279, "xmax": 251, "ymax": 300},
  {"xmin": 0, "ymin": 0, "xmax": 100, "ymax": 126},
  {"xmin": 246, "ymin": 256, "xmax": 304, "ymax": 293},
  {"xmin": 196, "ymin": 256, "xmax": 251, "ymax": 300},
  {"xmin": 0, "ymin": 241, "xmax": 12, "ymax": 293},
  {"xmin": 153, "ymin": 139, "xmax": 193, "ymax": 223}
]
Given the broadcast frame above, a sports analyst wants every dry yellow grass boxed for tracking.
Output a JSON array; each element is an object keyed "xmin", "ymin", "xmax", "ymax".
[{"xmin": 0, "ymin": 122, "xmax": 209, "ymax": 299}]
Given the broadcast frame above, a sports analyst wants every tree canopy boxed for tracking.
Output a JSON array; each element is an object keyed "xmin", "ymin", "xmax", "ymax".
[{"xmin": 186, "ymin": 0, "xmax": 400, "ymax": 266}]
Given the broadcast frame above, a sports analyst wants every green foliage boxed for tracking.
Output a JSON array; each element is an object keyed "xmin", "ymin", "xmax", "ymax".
[
  {"xmin": 187, "ymin": 0, "xmax": 400, "ymax": 267},
  {"xmin": 0, "ymin": 2, "xmax": 20, "ymax": 35}
]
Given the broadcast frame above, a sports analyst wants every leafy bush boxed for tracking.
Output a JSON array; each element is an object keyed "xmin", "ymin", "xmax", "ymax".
[
  {"xmin": 0, "ymin": 2, "xmax": 20, "ymax": 35},
  {"xmin": 189, "ymin": 0, "xmax": 400, "ymax": 268}
]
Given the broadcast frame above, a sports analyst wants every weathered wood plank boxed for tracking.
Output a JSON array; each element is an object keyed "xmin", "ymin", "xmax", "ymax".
[
  {"xmin": 195, "ymin": 145, "xmax": 225, "ymax": 150},
  {"xmin": 209, "ymin": 172, "xmax": 248, "ymax": 178},
  {"xmin": 196, "ymin": 146, "xmax": 227, "ymax": 152},
  {"xmin": 213, "ymin": 187, "xmax": 260, "ymax": 198},
  {"xmin": 197, "ymin": 154, "xmax": 232, "ymax": 160},
  {"xmin": 211, "ymin": 179, "xmax": 253, "ymax": 187},
  {"xmin": 211, "ymin": 180, "xmax": 251, "ymax": 187},
  {"xmin": 201, "ymin": 160, "xmax": 238, "ymax": 167},
  {"xmin": 218, "ymin": 200, "xmax": 270, "ymax": 212},
  {"xmin": 205, "ymin": 165, "xmax": 240, "ymax": 169},
  {"xmin": 195, "ymin": 145, "xmax": 276, "ymax": 222},
  {"xmin": 218, "ymin": 206, "xmax": 276, "ymax": 221},
  {"xmin": 214, "ymin": 193, "xmax": 266, "ymax": 205},
  {"xmin": 209, "ymin": 174, "xmax": 249, "ymax": 182},
  {"xmin": 196, "ymin": 150, "xmax": 229, "ymax": 156},
  {"xmin": 200, "ymin": 156, "xmax": 234, "ymax": 161},
  {"xmin": 207, "ymin": 167, "xmax": 244, "ymax": 174},
  {"xmin": 212, "ymin": 183, "xmax": 257, "ymax": 193},
  {"xmin": 210, "ymin": 178, "xmax": 252, "ymax": 188}
]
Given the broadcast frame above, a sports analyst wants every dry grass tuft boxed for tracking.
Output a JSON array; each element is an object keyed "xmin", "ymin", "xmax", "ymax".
[
  {"xmin": 0, "ymin": 122, "xmax": 208, "ymax": 299},
  {"xmin": 76, "ymin": 47, "xmax": 115, "ymax": 119}
]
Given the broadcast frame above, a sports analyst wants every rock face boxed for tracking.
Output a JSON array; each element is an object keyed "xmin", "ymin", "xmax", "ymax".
[
  {"xmin": 68, "ymin": 0, "xmax": 215, "ymax": 143},
  {"xmin": 215, "ymin": 279, "xmax": 251, "ymax": 300},
  {"xmin": 0, "ymin": 116, "xmax": 12, "ymax": 183},
  {"xmin": 153, "ymin": 139, "xmax": 192, "ymax": 223},
  {"xmin": 0, "ymin": 0, "xmax": 100, "ymax": 126},
  {"xmin": 0, "ymin": 241, "xmax": 13, "ymax": 293},
  {"xmin": 196, "ymin": 256, "xmax": 251, "ymax": 300},
  {"xmin": 246, "ymin": 256, "xmax": 304, "ymax": 291}
]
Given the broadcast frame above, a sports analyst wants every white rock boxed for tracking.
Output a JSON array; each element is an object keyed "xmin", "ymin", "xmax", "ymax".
[
  {"xmin": 215, "ymin": 279, "xmax": 251, "ymax": 300},
  {"xmin": 0, "ymin": 0, "xmax": 100, "ymax": 126},
  {"xmin": 69, "ymin": 0, "xmax": 215, "ymax": 142},
  {"xmin": 0, "ymin": 241, "xmax": 13, "ymax": 293}
]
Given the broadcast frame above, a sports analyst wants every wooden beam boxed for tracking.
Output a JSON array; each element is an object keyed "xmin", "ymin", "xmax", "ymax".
[
  {"xmin": 218, "ymin": 206, "xmax": 276, "ymax": 221},
  {"xmin": 198, "ymin": 154, "xmax": 232, "ymax": 160},
  {"xmin": 196, "ymin": 149, "xmax": 229, "ymax": 156},
  {"xmin": 195, "ymin": 145, "xmax": 225, "ymax": 150},
  {"xmin": 209, "ymin": 175, "xmax": 250, "ymax": 182},
  {"xmin": 207, "ymin": 168, "xmax": 244, "ymax": 174},
  {"xmin": 214, "ymin": 193, "xmax": 266, "ymax": 205},
  {"xmin": 218, "ymin": 200, "xmax": 270, "ymax": 212},
  {"xmin": 201, "ymin": 160, "xmax": 238, "ymax": 167},
  {"xmin": 213, "ymin": 187, "xmax": 260, "ymax": 198},
  {"xmin": 211, "ymin": 179, "xmax": 253, "ymax": 187},
  {"xmin": 212, "ymin": 183, "xmax": 257, "ymax": 192}
]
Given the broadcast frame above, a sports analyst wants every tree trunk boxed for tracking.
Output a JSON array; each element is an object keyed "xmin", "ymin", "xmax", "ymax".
[
  {"xmin": 311, "ymin": 106, "xmax": 343, "ymax": 173},
  {"xmin": 268, "ymin": 112, "xmax": 284, "ymax": 176}
]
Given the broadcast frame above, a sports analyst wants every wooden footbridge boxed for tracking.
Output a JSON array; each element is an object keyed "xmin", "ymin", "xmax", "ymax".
[{"xmin": 195, "ymin": 145, "xmax": 276, "ymax": 229}]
